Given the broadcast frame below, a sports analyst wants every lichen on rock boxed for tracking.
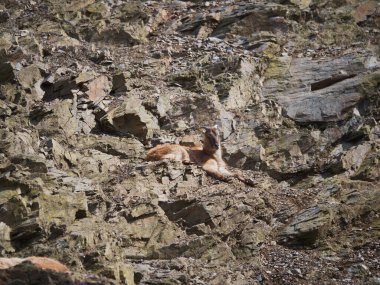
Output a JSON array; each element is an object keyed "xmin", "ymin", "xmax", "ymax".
[{"xmin": 0, "ymin": 0, "xmax": 379, "ymax": 284}]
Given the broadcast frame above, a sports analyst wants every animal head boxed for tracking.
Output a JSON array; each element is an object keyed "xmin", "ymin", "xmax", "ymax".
[{"xmin": 202, "ymin": 125, "xmax": 221, "ymax": 152}]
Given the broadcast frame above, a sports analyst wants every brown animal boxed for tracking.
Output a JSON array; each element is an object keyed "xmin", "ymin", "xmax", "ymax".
[
  {"xmin": 146, "ymin": 125, "xmax": 254, "ymax": 185},
  {"xmin": 0, "ymin": 256, "xmax": 69, "ymax": 272}
]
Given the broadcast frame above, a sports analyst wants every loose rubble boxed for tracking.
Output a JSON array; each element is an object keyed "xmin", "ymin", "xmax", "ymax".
[{"xmin": 0, "ymin": 0, "xmax": 379, "ymax": 284}]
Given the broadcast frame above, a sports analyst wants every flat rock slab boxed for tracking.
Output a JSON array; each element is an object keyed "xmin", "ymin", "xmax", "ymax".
[{"xmin": 263, "ymin": 51, "xmax": 380, "ymax": 122}]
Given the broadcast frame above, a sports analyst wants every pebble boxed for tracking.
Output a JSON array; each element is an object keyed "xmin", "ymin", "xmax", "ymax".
[
  {"xmin": 292, "ymin": 268, "xmax": 302, "ymax": 275},
  {"xmin": 208, "ymin": 37, "xmax": 223, "ymax": 43}
]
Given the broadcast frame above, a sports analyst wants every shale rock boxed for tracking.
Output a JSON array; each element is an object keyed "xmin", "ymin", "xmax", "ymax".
[
  {"xmin": 83, "ymin": 75, "xmax": 111, "ymax": 104},
  {"xmin": 352, "ymin": 150, "xmax": 380, "ymax": 181},
  {"xmin": 263, "ymin": 52, "xmax": 380, "ymax": 122},
  {"xmin": 17, "ymin": 35, "xmax": 43, "ymax": 58},
  {"xmin": 280, "ymin": 180, "xmax": 380, "ymax": 247},
  {"xmin": 0, "ymin": 222, "xmax": 13, "ymax": 253},
  {"xmin": 33, "ymin": 99, "xmax": 79, "ymax": 138},
  {"xmin": 17, "ymin": 64, "xmax": 45, "ymax": 100},
  {"xmin": 209, "ymin": 57, "xmax": 261, "ymax": 110},
  {"xmin": 1, "ymin": 0, "xmax": 380, "ymax": 284},
  {"xmin": 112, "ymin": 72, "xmax": 132, "ymax": 95},
  {"xmin": 77, "ymin": 135, "xmax": 144, "ymax": 159},
  {"xmin": 0, "ymin": 128, "xmax": 39, "ymax": 157},
  {"xmin": 0, "ymin": 100, "xmax": 11, "ymax": 117},
  {"xmin": 42, "ymin": 78, "xmax": 78, "ymax": 101},
  {"xmin": 0, "ymin": 62, "xmax": 15, "ymax": 84},
  {"xmin": 100, "ymin": 98, "xmax": 159, "ymax": 140},
  {"xmin": 0, "ymin": 32, "xmax": 12, "ymax": 52}
]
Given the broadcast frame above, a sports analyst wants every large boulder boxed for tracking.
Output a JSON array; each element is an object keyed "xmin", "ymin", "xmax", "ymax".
[
  {"xmin": 210, "ymin": 57, "xmax": 261, "ymax": 110},
  {"xmin": 100, "ymin": 97, "xmax": 159, "ymax": 140},
  {"xmin": 352, "ymin": 149, "xmax": 380, "ymax": 182},
  {"xmin": 17, "ymin": 64, "xmax": 45, "ymax": 100},
  {"xmin": 77, "ymin": 135, "xmax": 145, "ymax": 159},
  {"xmin": 37, "ymin": 192, "xmax": 88, "ymax": 230},
  {"xmin": 279, "ymin": 180, "xmax": 380, "ymax": 247},
  {"xmin": 0, "ymin": 128, "xmax": 39, "ymax": 157},
  {"xmin": 170, "ymin": 56, "xmax": 261, "ymax": 111},
  {"xmin": 79, "ymin": 74, "xmax": 111, "ymax": 104},
  {"xmin": 0, "ymin": 62, "xmax": 15, "ymax": 84},
  {"xmin": 263, "ymin": 51, "xmax": 380, "ymax": 122},
  {"xmin": 32, "ymin": 99, "xmax": 79, "ymax": 138},
  {"xmin": 0, "ymin": 222, "xmax": 13, "ymax": 253},
  {"xmin": 16, "ymin": 33, "xmax": 43, "ymax": 58}
]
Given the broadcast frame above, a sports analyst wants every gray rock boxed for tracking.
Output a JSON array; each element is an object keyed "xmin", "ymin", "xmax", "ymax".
[
  {"xmin": 0, "ymin": 100, "xmax": 11, "ymax": 117},
  {"xmin": 220, "ymin": 57, "xmax": 261, "ymax": 110},
  {"xmin": 0, "ymin": 222, "xmax": 14, "ymax": 253},
  {"xmin": 0, "ymin": 10, "xmax": 10, "ymax": 23},
  {"xmin": 83, "ymin": 75, "xmax": 111, "ymax": 105},
  {"xmin": 177, "ymin": 13, "xmax": 220, "ymax": 38},
  {"xmin": 77, "ymin": 135, "xmax": 145, "ymax": 159},
  {"xmin": 0, "ymin": 62, "xmax": 15, "ymax": 84},
  {"xmin": 325, "ymin": 142, "xmax": 372, "ymax": 175},
  {"xmin": 10, "ymin": 218, "xmax": 44, "ymax": 250},
  {"xmin": 10, "ymin": 155, "xmax": 48, "ymax": 173},
  {"xmin": 352, "ymin": 150, "xmax": 380, "ymax": 182},
  {"xmin": 0, "ymin": 190, "xmax": 29, "ymax": 228},
  {"xmin": 159, "ymin": 200, "xmax": 214, "ymax": 230},
  {"xmin": 225, "ymin": 144, "xmax": 265, "ymax": 169},
  {"xmin": 233, "ymin": 221, "xmax": 271, "ymax": 257},
  {"xmin": 152, "ymin": 235, "xmax": 234, "ymax": 262},
  {"xmin": 33, "ymin": 100, "xmax": 79, "ymax": 138},
  {"xmin": 37, "ymin": 192, "xmax": 88, "ymax": 229},
  {"xmin": 42, "ymin": 78, "xmax": 78, "ymax": 101},
  {"xmin": 348, "ymin": 263, "xmax": 371, "ymax": 276},
  {"xmin": 16, "ymin": 34, "xmax": 43, "ymax": 58},
  {"xmin": 263, "ymin": 52, "xmax": 380, "ymax": 122},
  {"xmin": 0, "ymin": 128, "xmax": 38, "ymax": 157},
  {"xmin": 100, "ymin": 98, "xmax": 159, "ymax": 140},
  {"xmin": 204, "ymin": 56, "xmax": 261, "ymax": 110},
  {"xmin": 0, "ymin": 32, "xmax": 12, "ymax": 51},
  {"xmin": 280, "ymin": 180, "xmax": 380, "ymax": 247},
  {"xmin": 279, "ymin": 205, "xmax": 334, "ymax": 246},
  {"xmin": 17, "ymin": 64, "xmax": 45, "ymax": 100},
  {"xmin": 112, "ymin": 72, "xmax": 132, "ymax": 95},
  {"xmin": 342, "ymin": 143, "xmax": 372, "ymax": 175},
  {"xmin": 97, "ymin": 24, "xmax": 149, "ymax": 46}
]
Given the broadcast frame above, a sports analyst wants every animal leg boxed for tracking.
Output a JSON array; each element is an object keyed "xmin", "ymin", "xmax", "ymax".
[
  {"xmin": 232, "ymin": 170, "xmax": 256, "ymax": 186},
  {"xmin": 202, "ymin": 161, "xmax": 232, "ymax": 182},
  {"xmin": 180, "ymin": 148, "xmax": 193, "ymax": 164},
  {"xmin": 219, "ymin": 166, "xmax": 255, "ymax": 186}
]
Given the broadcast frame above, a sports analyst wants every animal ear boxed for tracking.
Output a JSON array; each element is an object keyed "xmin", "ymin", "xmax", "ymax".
[{"xmin": 213, "ymin": 124, "xmax": 219, "ymax": 129}]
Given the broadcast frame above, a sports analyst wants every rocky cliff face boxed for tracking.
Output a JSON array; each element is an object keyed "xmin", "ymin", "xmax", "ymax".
[{"xmin": 0, "ymin": 0, "xmax": 379, "ymax": 284}]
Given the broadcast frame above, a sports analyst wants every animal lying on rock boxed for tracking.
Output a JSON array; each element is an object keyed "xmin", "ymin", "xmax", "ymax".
[
  {"xmin": 0, "ymin": 256, "xmax": 69, "ymax": 272},
  {"xmin": 146, "ymin": 125, "xmax": 254, "ymax": 186}
]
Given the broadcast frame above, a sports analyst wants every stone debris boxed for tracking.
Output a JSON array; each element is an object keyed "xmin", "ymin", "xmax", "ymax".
[{"xmin": 0, "ymin": 0, "xmax": 379, "ymax": 284}]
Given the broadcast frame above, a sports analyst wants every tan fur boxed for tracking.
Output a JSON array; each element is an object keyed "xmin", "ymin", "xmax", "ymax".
[
  {"xmin": 0, "ymin": 257, "xmax": 23, "ymax": 269},
  {"xmin": 146, "ymin": 126, "xmax": 254, "ymax": 185},
  {"xmin": 0, "ymin": 256, "xmax": 69, "ymax": 272},
  {"xmin": 146, "ymin": 144, "xmax": 191, "ymax": 164}
]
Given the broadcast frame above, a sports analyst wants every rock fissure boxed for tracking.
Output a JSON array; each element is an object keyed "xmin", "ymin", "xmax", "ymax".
[{"xmin": 310, "ymin": 74, "xmax": 357, "ymax": 91}]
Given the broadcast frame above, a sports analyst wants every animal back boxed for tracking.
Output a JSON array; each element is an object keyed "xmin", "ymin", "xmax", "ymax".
[
  {"xmin": 0, "ymin": 256, "xmax": 69, "ymax": 272},
  {"xmin": 146, "ymin": 144, "xmax": 187, "ymax": 161},
  {"xmin": 26, "ymin": 256, "xmax": 69, "ymax": 272}
]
